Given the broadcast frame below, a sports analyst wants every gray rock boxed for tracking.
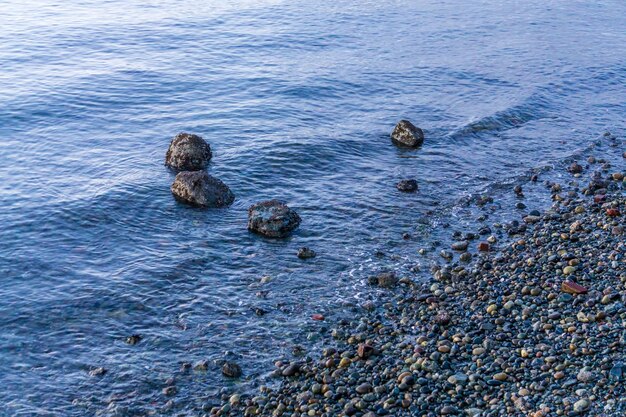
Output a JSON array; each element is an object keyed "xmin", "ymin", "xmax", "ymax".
[
  {"xmin": 376, "ymin": 272, "xmax": 398, "ymax": 288},
  {"xmin": 171, "ymin": 171, "xmax": 234, "ymax": 207},
  {"xmin": 441, "ymin": 405, "xmax": 458, "ymax": 415},
  {"xmin": 165, "ymin": 133, "xmax": 212, "ymax": 171},
  {"xmin": 125, "ymin": 334, "xmax": 142, "ymax": 345},
  {"xmin": 573, "ymin": 399, "xmax": 590, "ymax": 413},
  {"xmin": 89, "ymin": 367, "xmax": 107, "ymax": 377},
  {"xmin": 397, "ymin": 179, "xmax": 418, "ymax": 192},
  {"xmin": 577, "ymin": 368, "xmax": 594, "ymax": 383},
  {"xmin": 297, "ymin": 247, "xmax": 316, "ymax": 259},
  {"xmin": 281, "ymin": 363, "xmax": 299, "ymax": 377},
  {"xmin": 452, "ymin": 241, "xmax": 469, "ymax": 251},
  {"xmin": 355, "ymin": 383, "xmax": 372, "ymax": 394},
  {"xmin": 568, "ymin": 162, "xmax": 583, "ymax": 174},
  {"xmin": 391, "ymin": 120, "xmax": 424, "ymax": 147},
  {"xmin": 222, "ymin": 361, "xmax": 242, "ymax": 378},
  {"xmin": 460, "ymin": 252, "xmax": 472, "ymax": 262},
  {"xmin": 448, "ymin": 373, "xmax": 468, "ymax": 385},
  {"xmin": 247, "ymin": 200, "xmax": 301, "ymax": 238}
]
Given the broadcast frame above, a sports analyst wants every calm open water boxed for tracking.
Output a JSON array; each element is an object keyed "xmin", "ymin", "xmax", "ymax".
[{"xmin": 1, "ymin": 0, "xmax": 625, "ymax": 415}]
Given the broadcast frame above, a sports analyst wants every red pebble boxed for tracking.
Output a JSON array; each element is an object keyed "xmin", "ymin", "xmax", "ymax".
[
  {"xmin": 478, "ymin": 242, "xmax": 490, "ymax": 252},
  {"xmin": 311, "ymin": 314, "xmax": 325, "ymax": 321},
  {"xmin": 607, "ymin": 208, "xmax": 620, "ymax": 217},
  {"xmin": 561, "ymin": 281, "xmax": 588, "ymax": 295},
  {"xmin": 594, "ymin": 195, "xmax": 606, "ymax": 203}
]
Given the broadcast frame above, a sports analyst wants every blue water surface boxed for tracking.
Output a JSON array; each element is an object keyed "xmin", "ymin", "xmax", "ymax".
[{"xmin": 1, "ymin": 0, "xmax": 625, "ymax": 415}]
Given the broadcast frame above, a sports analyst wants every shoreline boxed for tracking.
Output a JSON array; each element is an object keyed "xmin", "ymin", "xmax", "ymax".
[{"xmin": 213, "ymin": 161, "xmax": 626, "ymax": 416}]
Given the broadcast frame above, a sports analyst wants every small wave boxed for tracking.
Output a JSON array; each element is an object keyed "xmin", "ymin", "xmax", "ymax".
[{"xmin": 450, "ymin": 93, "xmax": 552, "ymax": 139}]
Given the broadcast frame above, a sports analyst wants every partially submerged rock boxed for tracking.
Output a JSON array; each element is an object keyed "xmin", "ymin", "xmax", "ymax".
[
  {"xmin": 125, "ymin": 334, "xmax": 142, "ymax": 345},
  {"xmin": 451, "ymin": 241, "xmax": 469, "ymax": 251},
  {"xmin": 281, "ymin": 363, "xmax": 300, "ymax": 377},
  {"xmin": 297, "ymin": 247, "xmax": 316, "ymax": 259},
  {"xmin": 478, "ymin": 242, "xmax": 490, "ymax": 252},
  {"xmin": 222, "ymin": 361, "xmax": 242, "ymax": 378},
  {"xmin": 89, "ymin": 367, "xmax": 107, "ymax": 377},
  {"xmin": 390, "ymin": 120, "xmax": 424, "ymax": 147},
  {"xmin": 374, "ymin": 272, "xmax": 398, "ymax": 288},
  {"xmin": 568, "ymin": 162, "xmax": 583, "ymax": 174},
  {"xmin": 247, "ymin": 200, "xmax": 301, "ymax": 238},
  {"xmin": 171, "ymin": 171, "xmax": 234, "ymax": 207},
  {"xmin": 397, "ymin": 179, "xmax": 418, "ymax": 192},
  {"xmin": 165, "ymin": 133, "xmax": 212, "ymax": 171}
]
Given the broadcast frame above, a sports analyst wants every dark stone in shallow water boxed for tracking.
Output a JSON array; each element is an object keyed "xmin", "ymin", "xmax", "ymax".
[
  {"xmin": 165, "ymin": 132, "xmax": 212, "ymax": 171},
  {"xmin": 568, "ymin": 162, "xmax": 583, "ymax": 174},
  {"xmin": 89, "ymin": 367, "xmax": 107, "ymax": 377},
  {"xmin": 297, "ymin": 247, "xmax": 316, "ymax": 259},
  {"xmin": 253, "ymin": 307, "xmax": 267, "ymax": 316},
  {"xmin": 376, "ymin": 272, "xmax": 398, "ymax": 288},
  {"xmin": 171, "ymin": 171, "xmax": 234, "ymax": 207},
  {"xmin": 587, "ymin": 178, "xmax": 609, "ymax": 194},
  {"xmin": 397, "ymin": 179, "xmax": 418, "ymax": 192},
  {"xmin": 391, "ymin": 120, "xmax": 424, "ymax": 147},
  {"xmin": 281, "ymin": 363, "xmax": 299, "ymax": 376},
  {"xmin": 222, "ymin": 361, "xmax": 242, "ymax": 378},
  {"xmin": 247, "ymin": 200, "xmax": 301, "ymax": 238},
  {"xmin": 125, "ymin": 334, "xmax": 142, "ymax": 345}
]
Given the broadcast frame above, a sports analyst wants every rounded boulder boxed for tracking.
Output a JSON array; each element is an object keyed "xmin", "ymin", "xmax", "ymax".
[
  {"xmin": 248, "ymin": 200, "xmax": 301, "ymax": 238},
  {"xmin": 165, "ymin": 133, "xmax": 212, "ymax": 171},
  {"xmin": 171, "ymin": 171, "xmax": 234, "ymax": 207}
]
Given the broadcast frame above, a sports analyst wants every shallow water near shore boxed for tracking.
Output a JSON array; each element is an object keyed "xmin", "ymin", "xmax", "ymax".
[{"xmin": 1, "ymin": 0, "xmax": 625, "ymax": 415}]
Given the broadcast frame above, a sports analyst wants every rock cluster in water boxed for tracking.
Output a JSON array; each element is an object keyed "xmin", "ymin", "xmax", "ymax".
[
  {"xmin": 166, "ymin": 120, "xmax": 429, "ymax": 228},
  {"xmin": 165, "ymin": 133, "xmax": 303, "ymax": 238},
  {"xmin": 213, "ymin": 166, "xmax": 626, "ymax": 417},
  {"xmin": 166, "ymin": 132, "xmax": 235, "ymax": 208}
]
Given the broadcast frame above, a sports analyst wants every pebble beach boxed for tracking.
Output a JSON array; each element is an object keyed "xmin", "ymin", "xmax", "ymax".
[{"xmin": 215, "ymin": 158, "xmax": 626, "ymax": 417}]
